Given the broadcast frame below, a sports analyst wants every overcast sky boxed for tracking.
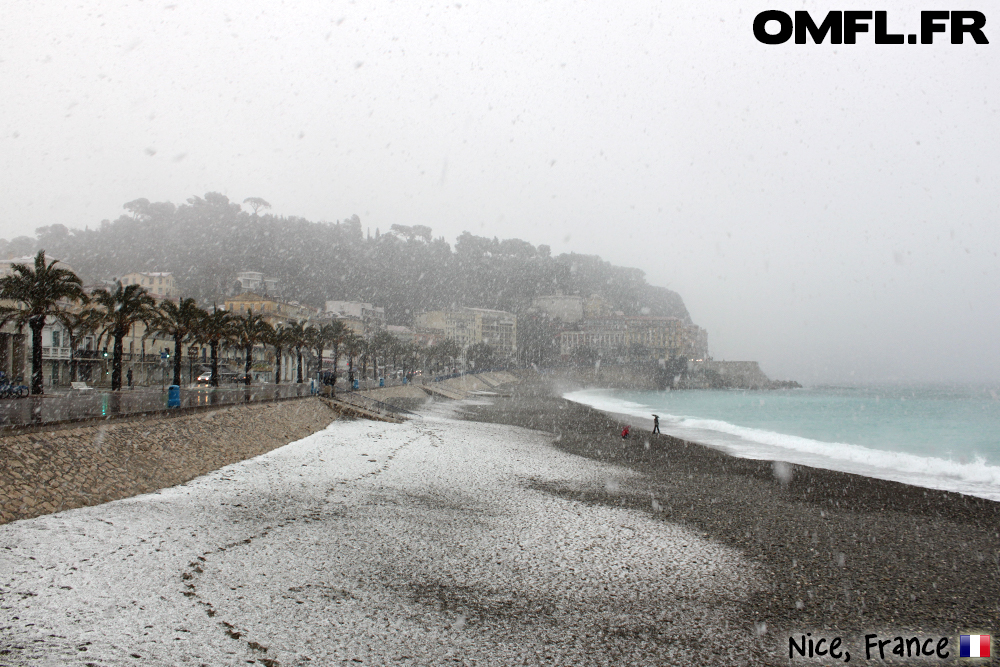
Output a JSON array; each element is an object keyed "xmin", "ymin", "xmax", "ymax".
[{"xmin": 1, "ymin": 0, "xmax": 997, "ymax": 384}]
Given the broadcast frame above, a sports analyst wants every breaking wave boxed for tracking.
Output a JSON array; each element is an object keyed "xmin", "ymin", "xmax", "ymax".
[{"xmin": 564, "ymin": 389, "xmax": 1000, "ymax": 501}]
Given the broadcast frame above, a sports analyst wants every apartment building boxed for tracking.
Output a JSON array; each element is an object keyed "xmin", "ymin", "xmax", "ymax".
[
  {"xmin": 119, "ymin": 272, "xmax": 178, "ymax": 299},
  {"xmin": 560, "ymin": 316, "xmax": 708, "ymax": 361},
  {"xmin": 324, "ymin": 301, "xmax": 386, "ymax": 336},
  {"xmin": 415, "ymin": 307, "xmax": 517, "ymax": 355}
]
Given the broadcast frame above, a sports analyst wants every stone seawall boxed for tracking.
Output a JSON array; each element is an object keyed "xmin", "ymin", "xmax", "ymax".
[{"xmin": 0, "ymin": 398, "xmax": 338, "ymax": 525}]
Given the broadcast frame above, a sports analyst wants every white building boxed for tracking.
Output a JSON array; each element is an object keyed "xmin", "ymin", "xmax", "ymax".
[
  {"xmin": 325, "ymin": 301, "xmax": 386, "ymax": 335},
  {"xmin": 530, "ymin": 293, "xmax": 584, "ymax": 323},
  {"xmin": 234, "ymin": 271, "xmax": 280, "ymax": 297},
  {"xmin": 0, "ymin": 255, "xmax": 75, "ymax": 278}
]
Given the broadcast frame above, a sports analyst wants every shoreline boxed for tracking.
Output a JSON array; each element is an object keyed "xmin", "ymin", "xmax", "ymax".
[
  {"xmin": 457, "ymin": 379, "xmax": 1000, "ymax": 645},
  {"xmin": 561, "ymin": 384, "xmax": 1000, "ymax": 503}
]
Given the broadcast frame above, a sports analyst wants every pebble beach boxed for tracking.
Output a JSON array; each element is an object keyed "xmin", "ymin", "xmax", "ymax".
[
  {"xmin": 1, "ymin": 394, "xmax": 767, "ymax": 666},
  {"xmin": 460, "ymin": 380, "xmax": 1000, "ymax": 661},
  {"xmin": 2, "ymin": 378, "xmax": 998, "ymax": 665}
]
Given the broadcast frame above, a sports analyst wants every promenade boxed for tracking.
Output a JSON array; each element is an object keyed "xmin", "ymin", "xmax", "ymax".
[{"xmin": 0, "ymin": 383, "xmax": 314, "ymax": 429}]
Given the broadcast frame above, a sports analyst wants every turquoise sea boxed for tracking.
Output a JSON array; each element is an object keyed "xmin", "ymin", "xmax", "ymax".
[{"xmin": 563, "ymin": 384, "xmax": 1000, "ymax": 500}]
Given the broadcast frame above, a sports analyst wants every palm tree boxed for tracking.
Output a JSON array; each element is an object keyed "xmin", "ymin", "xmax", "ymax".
[
  {"xmin": 196, "ymin": 307, "xmax": 236, "ymax": 387},
  {"xmin": 308, "ymin": 321, "xmax": 348, "ymax": 386},
  {"xmin": 429, "ymin": 339, "xmax": 461, "ymax": 375},
  {"xmin": 55, "ymin": 307, "xmax": 102, "ymax": 383},
  {"xmin": 233, "ymin": 312, "xmax": 270, "ymax": 385},
  {"xmin": 304, "ymin": 324, "xmax": 323, "ymax": 381},
  {"xmin": 147, "ymin": 297, "xmax": 205, "ymax": 386},
  {"xmin": 284, "ymin": 320, "xmax": 309, "ymax": 383},
  {"xmin": 264, "ymin": 322, "xmax": 295, "ymax": 384},
  {"xmin": 91, "ymin": 282, "xmax": 157, "ymax": 391},
  {"xmin": 325, "ymin": 320, "xmax": 349, "ymax": 389},
  {"xmin": 399, "ymin": 341, "xmax": 419, "ymax": 381},
  {"xmin": 467, "ymin": 342, "xmax": 496, "ymax": 370},
  {"xmin": 371, "ymin": 330, "xmax": 397, "ymax": 381},
  {"xmin": 343, "ymin": 332, "xmax": 363, "ymax": 385},
  {"xmin": 0, "ymin": 250, "xmax": 86, "ymax": 394},
  {"xmin": 359, "ymin": 337, "xmax": 371, "ymax": 382}
]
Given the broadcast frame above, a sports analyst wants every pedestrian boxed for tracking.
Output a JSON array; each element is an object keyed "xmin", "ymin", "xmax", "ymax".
[
  {"xmin": 652, "ymin": 414, "xmax": 660, "ymax": 434},
  {"xmin": 127, "ymin": 368, "xmax": 133, "ymax": 389},
  {"xmin": 621, "ymin": 425, "xmax": 630, "ymax": 440}
]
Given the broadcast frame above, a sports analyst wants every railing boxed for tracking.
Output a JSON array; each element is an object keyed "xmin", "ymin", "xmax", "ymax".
[
  {"xmin": 333, "ymin": 392, "xmax": 418, "ymax": 418},
  {"xmin": 0, "ymin": 383, "xmax": 316, "ymax": 429}
]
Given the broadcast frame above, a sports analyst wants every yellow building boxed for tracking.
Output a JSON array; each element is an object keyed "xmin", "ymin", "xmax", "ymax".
[
  {"xmin": 224, "ymin": 293, "xmax": 315, "ymax": 326},
  {"xmin": 119, "ymin": 272, "xmax": 178, "ymax": 299}
]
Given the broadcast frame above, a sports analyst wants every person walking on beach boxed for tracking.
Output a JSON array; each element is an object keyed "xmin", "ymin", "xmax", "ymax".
[
  {"xmin": 621, "ymin": 426, "xmax": 630, "ymax": 440},
  {"xmin": 652, "ymin": 414, "xmax": 660, "ymax": 434}
]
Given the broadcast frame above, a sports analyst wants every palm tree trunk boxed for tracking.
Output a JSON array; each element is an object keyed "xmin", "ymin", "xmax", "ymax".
[
  {"xmin": 173, "ymin": 333, "xmax": 183, "ymax": 386},
  {"xmin": 275, "ymin": 346, "xmax": 282, "ymax": 384},
  {"xmin": 316, "ymin": 349, "xmax": 323, "ymax": 382},
  {"xmin": 210, "ymin": 341, "xmax": 219, "ymax": 387},
  {"xmin": 111, "ymin": 331, "xmax": 124, "ymax": 391},
  {"xmin": 69, "ymin": 334, "xmax": 78, "ymax": 383},
  {"xmin": 331, "ymin": 343, "xmax": 339, "ymax": 391},
  {"xmin": 244, "ymin": 344, "xmax": 252, "ymax": 385},
  {"xmin": 296, "ymin": 348, "xmax": 303, "ymax": 383},
  {"xmin": 29, "ymin": 318, "xmax": 45, "ymax": 395}
]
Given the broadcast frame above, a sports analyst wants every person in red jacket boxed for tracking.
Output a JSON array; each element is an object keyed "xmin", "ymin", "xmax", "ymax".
[{"xmin": 621, "ymin": 425, "xmax": 630, "ymax": 439}]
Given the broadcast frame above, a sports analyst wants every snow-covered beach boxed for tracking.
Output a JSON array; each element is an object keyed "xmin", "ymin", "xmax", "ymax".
[{"xmin": 0, "ymin": 399, "xmax": 765, "ymax": 666}]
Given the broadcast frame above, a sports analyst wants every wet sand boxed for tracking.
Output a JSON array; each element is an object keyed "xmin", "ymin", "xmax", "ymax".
[{"xmin": 458, "ymin": 380, "xmax": 1000, "ymax": 660}]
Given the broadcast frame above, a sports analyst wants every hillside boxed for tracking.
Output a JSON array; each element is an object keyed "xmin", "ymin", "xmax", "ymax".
[{"xmin": 12, "ymin": 192, "xmax": 690, "ymax": 326}]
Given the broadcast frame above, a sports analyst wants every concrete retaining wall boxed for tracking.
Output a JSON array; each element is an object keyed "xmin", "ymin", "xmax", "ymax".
[{"xmin": 0, "ymin": 398, "xmax": 338, "ymax": 525}]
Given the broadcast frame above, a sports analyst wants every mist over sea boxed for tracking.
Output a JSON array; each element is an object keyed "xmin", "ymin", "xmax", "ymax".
[{"xmin": 564, "ymin": 384, "xmax": 1000, "ymax": 501}]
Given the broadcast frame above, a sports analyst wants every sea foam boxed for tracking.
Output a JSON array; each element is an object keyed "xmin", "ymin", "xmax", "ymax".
[{"xmin": 564, "ymin": 389, "xmax": 1000, "ymax": 501}]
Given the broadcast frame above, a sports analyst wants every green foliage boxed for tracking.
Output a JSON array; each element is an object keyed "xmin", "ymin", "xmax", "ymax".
[
  {"xmin": 32, "ymin": 192, "xmax": 690, "ymax": 326},
  {"xmin": 0, "ymin": 250, "xmax": 87, "ymax": 394},
  {"xmin": 466, "ymin": 342, "xmax": 495, "ymax": 369},
  {"xmin": 90, "ymin": 281, "xmax": 158, "ymax": 390}
]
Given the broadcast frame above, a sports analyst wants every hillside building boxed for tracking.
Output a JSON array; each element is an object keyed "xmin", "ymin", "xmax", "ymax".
[
  {"xmin": 224, "ymin": 293, "xmax": 315, "ymax": 326},
  {"xmin": 324, "ymin": 301, "xmax": 386, "ymax": 336},
  {"xmin": 118, "ymin": 272, "xmax": 178, "ymax": 299},
  {"xmin": 234, "ymin": 271, "xmax": 280, "ymax": 297},
  {"xmin": 530, "ymin": 294, "xmax": 584, "ymax": 323},
  {"xmin": 416, "ymin": 307, "xmax": 517, "ymax": 356},
  {"xmin": 559, "ymin": 316, "xmax": 708, "ymax": 362}
]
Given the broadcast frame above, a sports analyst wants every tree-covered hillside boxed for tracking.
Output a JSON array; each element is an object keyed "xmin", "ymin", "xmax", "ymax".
[{"xmin": 10, "ymin": 192, "xmax": 690, "ymax": 326}]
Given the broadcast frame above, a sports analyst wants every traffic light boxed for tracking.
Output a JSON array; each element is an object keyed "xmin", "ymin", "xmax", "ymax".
[{"xmin": 102, "ymin": 347, "xmax": 108, "ymax": 358}]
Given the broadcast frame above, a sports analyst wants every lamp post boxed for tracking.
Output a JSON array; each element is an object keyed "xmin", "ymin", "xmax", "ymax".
[{"xmin": 159, "ymin": 349, "xmax": 168, "ymax": 392}]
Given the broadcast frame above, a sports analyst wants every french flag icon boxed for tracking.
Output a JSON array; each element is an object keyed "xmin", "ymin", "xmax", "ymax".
[{"xmin": 960, "ymin": 635, "xmax": 990, "ymax": 658}]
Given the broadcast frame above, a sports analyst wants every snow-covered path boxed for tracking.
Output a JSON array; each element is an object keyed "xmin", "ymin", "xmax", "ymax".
[{"xmin": 1, "ymin": 402, "xmax": 764, "ymax": 666}]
